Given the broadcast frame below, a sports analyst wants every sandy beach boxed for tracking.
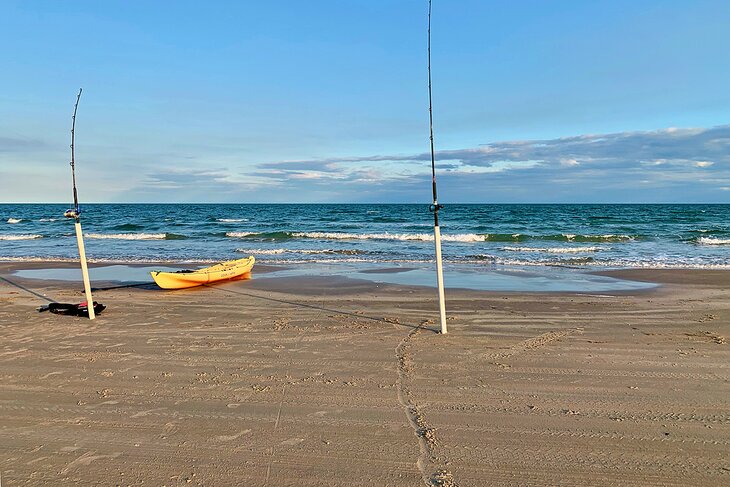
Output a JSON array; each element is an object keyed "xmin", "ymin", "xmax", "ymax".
[{"xmin": 0, "ymin": 262, "xmax": 728, "ymax": 486}]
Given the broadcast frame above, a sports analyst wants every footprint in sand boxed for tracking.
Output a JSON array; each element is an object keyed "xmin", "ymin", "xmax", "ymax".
[
  {"xmin": 280, "ymin": 438, "xmax": 305, "ymax": 447},
  {"xmin": 40, "ymin": 371, "xmax": 63, "ymax": 379},
  {"xmin": 307, "ymin": 410, "xmax": 344, "ymax": 418},
  {"xmin": 131, "ymin": 407, "xmax": 166, "ymax": 418},
  {"xmin": 215, "ymin": 429, "xmax": 251, "ymax": 442},
  {"xmin": 60, "ymin": 451, "xmax": 121, "ymax": 474},
  {"xmin": 160, "ymin": 421, "xmax": 179, "ymax": 438}
]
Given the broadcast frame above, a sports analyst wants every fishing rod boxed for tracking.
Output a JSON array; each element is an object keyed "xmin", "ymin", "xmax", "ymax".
[
  {"xmin": 64, "ymin": 88, "xmax": 96, "ymax": 319},
  {"xmin": 427, "ymin": 0, "xmax": 447, "ymax": 334},
  {"xmin": 69, "ymin": 88, "xmax": 82, "ymax": 217}
]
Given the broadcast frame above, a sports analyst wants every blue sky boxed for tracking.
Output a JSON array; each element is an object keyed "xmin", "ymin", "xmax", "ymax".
[{"xmin": 1, "ymin": 0, "xmax": 728, "ymax": 203}]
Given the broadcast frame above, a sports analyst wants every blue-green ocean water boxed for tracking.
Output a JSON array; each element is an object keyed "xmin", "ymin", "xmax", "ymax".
[{"xmin": 1, "ymin": 204, "xmax": 728, "ymax": 268}]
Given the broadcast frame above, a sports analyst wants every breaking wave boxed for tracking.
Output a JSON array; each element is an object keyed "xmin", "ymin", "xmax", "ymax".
[
  {"xmin": 485, "ymin": 233, "xmax": 638, "ymax": 243},
  {"xmin": 466, "ymin": 254, "xmax": 730, "ymax": 269},
  {"xmin": 562, "ymin": 234, "xmax": 637, "ymax": 243},
  {"xmin": 0, "ymin": 234, "xmax": 42, "ymax": 240},
  {"xmin": 6, "ymin": 218, "xmax": 23, "ymax": 224},
  {"xmin": 501, "ymin": 246, "xmax": 603, "ymax": 253},
  {"xmin": 696, "ymin": 237, "xmax": 730, "ymax": 245},
  {"xmin": 291, "ymin": 232, "xmax": 486, "ymax": 242},
  {"xmin": 217, "ymin": 218, "xmax": 248, "ymax": 223},
  {"xmin": 87, "ymin": 233, "xmax": 187, "ymax": 240},
  {"xmin": 223, "ymin": 231, "xmax": 643, "ymax": 244},
  {"xmin": 226, "ymin": 231, "xmax": 260, "ymax": 238},
  {"xmin": 235, "ymin": 248, "xmax": 366, "ymax": 255}
]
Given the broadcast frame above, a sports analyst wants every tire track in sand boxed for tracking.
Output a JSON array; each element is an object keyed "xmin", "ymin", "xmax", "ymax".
[{"xmin": 396, "ymin": 324, "xmax": 456, "ymax": 487}]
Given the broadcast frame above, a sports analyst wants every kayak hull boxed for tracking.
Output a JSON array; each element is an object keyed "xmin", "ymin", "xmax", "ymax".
[{"xmin": 150, "ymin": 256, "xmax": 255, "ymax": 289}]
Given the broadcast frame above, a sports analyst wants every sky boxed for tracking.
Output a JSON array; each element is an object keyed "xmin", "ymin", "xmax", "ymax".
[{"xmin": 0, "ymin": 0, "xmax": 729, "ymax": 203}]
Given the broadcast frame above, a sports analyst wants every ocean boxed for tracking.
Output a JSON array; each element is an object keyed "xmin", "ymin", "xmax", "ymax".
[{"xmin": 1, "ymin": 204, "xmax": 729, "ymax": 269}]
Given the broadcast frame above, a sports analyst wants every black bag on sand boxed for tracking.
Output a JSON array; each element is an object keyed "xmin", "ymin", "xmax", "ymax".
[{"xmin": 37, "ymin": 301, "xmax": 106, "ymax": 317}]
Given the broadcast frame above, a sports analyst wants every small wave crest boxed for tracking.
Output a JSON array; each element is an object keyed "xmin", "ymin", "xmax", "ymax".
[
  {"xmin": 561, "ymin": 234, "xmax": 637, "ymax": 242},
  {"xmin": 484, "ymin": 233, "xmax": 528, "ymax": 242},
  {"xmin": 696, "ymin": 237, "xmax": 730, "ymax": 245},
  {"xmin": 501, "ymin": 246, "xmax": 603, "ymax": 253},
  {"xmin": 39, "ymin": 218, "xmax": 58, "ymax": 222},
  {"xmin": 235, "ymin": 248, "xmax": 366, "ymax": 255},
  {"xmin": 6, "ymin": 218, "xmax": 23, "ymax": 224},
  {"xmin": 87, "ymin": 233, "xmax": 187, "ymax": 240},
  {"xmin": 485, "ymin": 233, "xmax": 637, "ymax": 243},
  {"xmin": 265, "ymin": 257, "xmax": 374, "ymax": 264},
  {"xmin": 226, "ymin": 231, "xmax": 291, "ymax": 239},
  {"xmin": 0, "ymin": 256, "xmax": 77, "ymax": 262},
  {"xmin": 217, "ymin": 218, "xmax": 248, "ymax": 223},
  {"xmin": 0, "ymin": 234, "xmax": 42, "ymax": 240},
  {"xmin": 465, "ymin": 255, "xmax": 730, "ymax": 269},
  {"xmin": 0, "ymin": 256, "xmax": 217, "ymax": 264},
  {"xmin": 291, "ymin": 231, "xmax": 486, "ymax": 242}
]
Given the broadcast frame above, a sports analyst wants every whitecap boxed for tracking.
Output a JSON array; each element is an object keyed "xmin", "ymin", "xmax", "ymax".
[
  {"xmin": 238, "ymin": 248, "xmax": 287, "ymax": 254},
  {"xmin": 697, "ymin": 237, "xmax": 730, "ymax": 245},
  {"xmin": 86, "ymin": 233, "xmax": 166, "ymax": 240},
  {"xmin": 291, "ymin": 231, "xmax": 486, "ymax": 242},
  {"xmin": 235, "ymin": 248, "xmax": 364, "ymax": 255},
  {"xmin": 0, "ymin": 234, "xmax": 42, "ymax": 240},
  {"xmin": 501, "ymin": 246, "xmax": 603, "ymax": 253},
  {"xmin": 563, "ymin": 234, "xmax": 635, "ymax": 242}
]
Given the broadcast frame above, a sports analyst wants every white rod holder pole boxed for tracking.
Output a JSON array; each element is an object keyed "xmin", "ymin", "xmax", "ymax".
[
  {"xmin": 434, "ymin": 225, "xmax": 447, "ymax": 334},
  {"xmin": 74, "ymin": 221, "xmax": 95, "ymax": 320}
]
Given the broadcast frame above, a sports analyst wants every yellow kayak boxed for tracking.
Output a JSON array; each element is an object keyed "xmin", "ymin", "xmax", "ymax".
[{"xmin": 150, "ymin": 256, "xmax": 255, "ymax": 289}]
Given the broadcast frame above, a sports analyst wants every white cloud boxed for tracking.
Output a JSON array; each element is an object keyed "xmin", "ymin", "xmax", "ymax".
[{"xmin": 289, "ymin": 171, "xmax": 338, "ymax": 180}]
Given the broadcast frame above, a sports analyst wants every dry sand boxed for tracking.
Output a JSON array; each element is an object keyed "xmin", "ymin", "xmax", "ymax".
[{"xmin": 0, "ymin": 262, "xmax": 728, "ymax": 486}]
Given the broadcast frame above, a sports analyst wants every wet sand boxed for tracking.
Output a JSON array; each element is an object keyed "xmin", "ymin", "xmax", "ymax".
[{"xmin": 0, "ymin": 262, "xmax": 728, "ymax": 486}]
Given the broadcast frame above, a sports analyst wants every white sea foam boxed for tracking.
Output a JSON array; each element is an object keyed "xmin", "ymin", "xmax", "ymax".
[
  {"xmin": 39, "ymin": 218, "xmax": 58, "ymax": 222},
  {"xmin": 239, "ymin": 248, "xmax": 287, "ymax": 254},
  {"xmin": 226, "ymin": 232, "xmax": 257, "ymax": 238},
  {"xmin": 307, "ymin": 258, "xmax": 371, "ymax": 264},
  {"xmin": 563, "ymin": 234, "xmax": 634, "ymax": 242},
  {"xmin": 463, "ymin": 255, "xmax": 730, "ymax": 269},
  {"xmin": 501, "ymin": 246, "xmax": 603, "ymax": 253},
  {"xmin": 697, "ymin": 237, "xmax": 730, "ymax": 245},
  {"xmin": 217, "ymin": 218, "xmax": 248, "ymax": 222},
  {"xmin": 292, "ymin": 231, "xmax": 486, "ymax": 242},
  {"xmin": 87, "ymin": 233, "xmax": 166, "ymax": 240},
  {"xmin": 0, "ymin": 256, "xmax": 217, "ymax": 264},
  {"xmin": 265, "ymin": 257, "xmax": 373, "ymax": 265},
  {"xmin": 7, "ymin": 218, "xmax": 23, "ymax": 224},
  {"xmin": 0, "ymin": 234, "xmax": 42, "ymax": 240},
  {"xmin": 589, "ymin": 259, "xmax": 730, "ymax": 269},
  {"xmin": 235, "ymin": 248, "xmax": 364, "ymax": 255},
  {"xmin": 0, "ymin": 256, "xmax": 76, "ymax": 262}
]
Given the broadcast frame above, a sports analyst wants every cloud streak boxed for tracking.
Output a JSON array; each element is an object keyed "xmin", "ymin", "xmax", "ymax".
[
  {"xmin": 126, "ymin": 125, "xmax": 730, "ymax": 202},
  {"xmin": 0, "ymin": 136, "xmax": 49, "ymax": 152},
  {"xmin": 271, "ymin": 125, "xmax": 730, "ymax": 170}
]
